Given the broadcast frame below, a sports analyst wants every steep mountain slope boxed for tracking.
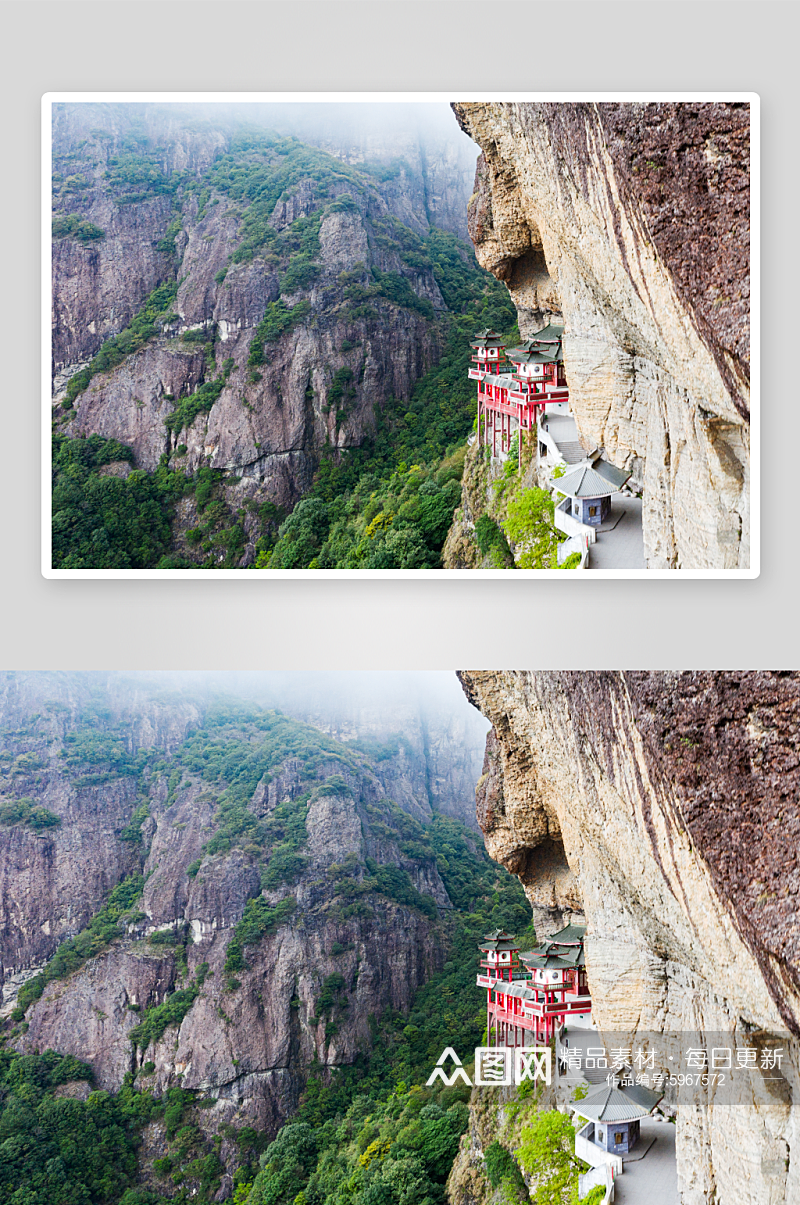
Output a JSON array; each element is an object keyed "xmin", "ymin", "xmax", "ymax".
[
  {"xmin": 451, "ymin": 102, "xmax": 751, "ymax": 569},
  {"xmin": 50, "ymin": 103, "xmax": 493, "ymax": 569},
  {"xmin": 457, "ymin": 670, "xmax": 799, "ymax": 1205},
  {"xmin": 0, "ymin": 673, "xmax": 524, "ymax": 1202},
  {"xmin": 228, "ymin": 670, "xmax": 490, "ymax": 828}
]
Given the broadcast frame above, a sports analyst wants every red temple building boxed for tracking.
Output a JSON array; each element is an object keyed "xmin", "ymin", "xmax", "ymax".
[
  {"xmin": 478, "ymin": 925, "xmax": 591, "ymax": 1048},
  {"xmin": 469, "ymin": 324, "xmax": 570, "ymax": 460}
]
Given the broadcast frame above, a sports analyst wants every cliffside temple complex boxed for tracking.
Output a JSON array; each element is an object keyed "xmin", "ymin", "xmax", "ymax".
[
  {"xmin": 469, "ymin": 325, "xmax": 569, "ymax": 460},
  {"xmin": 573, "ymin": 1077, "xmax": 664, "ymax": 1159},
  {"xmin": 557, "ymin": 458, "xmax": 632, "ymax": 528},
  {"xmin": 466, "ymin": 323, "xmax": 648, "ymax": 567},
  {"xmin": 478, "ymin": 925, "xmax": 591, "ymax": 1047}
]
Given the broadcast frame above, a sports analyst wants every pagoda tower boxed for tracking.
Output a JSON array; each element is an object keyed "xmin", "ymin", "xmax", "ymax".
[
  {"xmin": 467, "ymin": 322, "xmax": 570, "ymax": 463},
  {"xmin": 477, "ymin": 924, "xmax": 592, "ymax": 1050}
]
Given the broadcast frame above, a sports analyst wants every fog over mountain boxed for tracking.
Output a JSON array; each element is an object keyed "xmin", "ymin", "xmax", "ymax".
[{"xmin": 125, "ymin": 670, "xmax": 490, "ymax": 827}]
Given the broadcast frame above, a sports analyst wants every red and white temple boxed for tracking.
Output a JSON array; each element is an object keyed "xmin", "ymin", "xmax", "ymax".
[
  {"xmin": 478, "ymin": 926, "xmax": 591, "ymax": 1048},
  {"xmin": 469, "ymin": 325, "xmax": 570, "ymax": 459}
]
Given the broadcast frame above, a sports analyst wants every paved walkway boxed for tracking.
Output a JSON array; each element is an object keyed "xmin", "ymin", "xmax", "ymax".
[
  {"xmin": 559, "ymin": 1026, "xmax": 678, "ymax": 1203},
  {"xmin": 544, "ymin": 414, "xmax": 588, "ymax": 464},
  {"xmin": 614, "ymin": 1117, "xmax": 679, "ymax": 1204},
  {"xmin": 588, "ymin": 495, "xmax": 645, "ymax": 569}
]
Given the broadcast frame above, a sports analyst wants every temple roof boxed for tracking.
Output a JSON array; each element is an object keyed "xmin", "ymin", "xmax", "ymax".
[
  {"xmin": 520, "ymin": 923, "xmax": 586, "ymax": 968},
  {"xmin": 497, "ymin": 980, "xmax": 537, "ymax": 1001},
  {"xmin": 547, "ymin": 924, "xmax": 586, "ymax": 944},
  {"xmin": 507, "ymin": 323, "xmax": 565, "ymax": 363},
  {"xmin": 479, "ymin": 928, "xmax": 519, "ymax": 952},
  {"xmin": 522, "ymin": 947, "xmax": 584, "ymax": 968},
  {"xmin": 529, "ymin": 321, "xmax": 564, "ymax": 342},
  {"xmin": 589, "ymin": 456, "xmax": 631, "ymax": 491},
  {"xmin": 507, "ymin": 346, "xmax": 562, "ymax": 365},
  {"xmin": 481, "ymin": 372, "xmax": 515, "ymax": 387},
  {"xmin": 520, "ymin": 953, "xmax": 576, "ymax": 971},
  {"xmin": 573, "ymin": 1079, "xmax": 663, "ymax": 1124},
  {"xmin": 471, "ymin": 329, "xmax": 506, "ymax": 347},
  {"xmin": 556, "ymin": 465, "xmax": 624, "ymax": 500}
]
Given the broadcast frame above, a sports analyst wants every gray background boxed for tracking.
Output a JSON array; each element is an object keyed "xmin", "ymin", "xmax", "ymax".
[{"xmin": 2, "ymin": 0, "xmax": 793, "ymax": 671}]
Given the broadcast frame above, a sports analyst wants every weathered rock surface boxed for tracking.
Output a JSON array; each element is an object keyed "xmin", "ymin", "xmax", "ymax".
[
  {"xmin": 0, "ymin": 671, "xmax": 201, "ymax": 982},
  {"xmin": 241, "ymin": 670, "xmax": 489, "ymax": 827},
  {"xmin": 458, "ymin": 670, "xmax": 800, "ymax": 1205},
  {"xmin": 452, "ymin": 102, "xmax": 751, "ymax": 569},
  {"xmin": 52, "ymin": 103, "xmax": 473, "ymax": 540},
  {"xmin": 0, "ymin": 672, "xmax": 477, "ymax": 1170}
]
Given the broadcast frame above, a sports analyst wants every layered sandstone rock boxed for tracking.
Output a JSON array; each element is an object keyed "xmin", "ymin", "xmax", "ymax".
[
  {"xmin": 452, "ymin": 102, "xmax": 751, "ymax": 569},
  {"xmin": 458, "ymin": 670, "xmax": 799, "ymax": 1205}
]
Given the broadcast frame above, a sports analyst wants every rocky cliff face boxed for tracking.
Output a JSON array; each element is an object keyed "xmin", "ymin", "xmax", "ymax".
[
  {"xmin": 52, "ymin": 104, "xmax": 473, "ymax": 548},
  {"xmin": 452, "ymin": 102, "xmax": 751, "ymax": 569},
  {"xmin": 457, "ymin": 670, "xmax": 799, "ymax": 1205},
  {"xmin": 235, "ymin": 671, "xmax": 489, "ymax": 828},
  {"xmin": 0, "ymin": 673, "xmax": 476, "ymax": 1181},
  {"xmin": 241, "ymin": 100, "xmax": 478, "ymax": 241}
]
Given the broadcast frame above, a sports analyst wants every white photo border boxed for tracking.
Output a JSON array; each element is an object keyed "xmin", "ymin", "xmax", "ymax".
[{"xmin": 41, "ymin": 91, "xmax": 760, "ymax": 580}]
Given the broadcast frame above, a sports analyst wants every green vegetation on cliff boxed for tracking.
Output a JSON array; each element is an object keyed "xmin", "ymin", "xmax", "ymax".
[
  {"xmin": 504, "ymin": 486, "xmax": 562, "ymax": 570},
  {"xmin": 129, "ymin": 984, "xmax": 201, "ymax": 1051},
  {"xmin": 0, "ymin": 1049, "xmax": 160, "ymax": 1205},
  {"xmin": 51, "ymin": 434, "xmax": 255, "ymax": 570},
  {"xmin": 50, "ymin": 119, "xmax": 518, "ymax": 570},
  {"xmin": 61, "ymin": 282, "xmax": 178, "ymax": 410},
  {"xmin": 0, "ymin": 796, "xmax": 61, "ymax": 831},
  {"xmin": 52, "ymin": 213, "xmax": 106, "ymax": 242},
  {"xmin": 453, "ymin": 433, "xmax": 577, "ymax": 571},
  {"xmin": 232, "ymin": 813, "xmax": 533, "ymax": 1205},
  {"xmin": 258, "ymin": 260, "xmax": 516, "ymax": 569},
  {"xmin": 517, "ymin": 1109, "xmax": 587, "ymax": 1204},
  {"xmin": 11, "ymin": 873, "xmax": 145, "ymax": 1021},
  {"xmin": 51, "ymin": 432, "xmax": 184, "ymax": 569},
  {"xmin": 0, "ymin": 690, "xmax": 534, "ymax": 1205}
]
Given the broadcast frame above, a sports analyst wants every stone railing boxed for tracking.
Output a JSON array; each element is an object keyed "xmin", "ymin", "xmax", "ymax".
[
  {"xmin": 554, "ymin": 496, "xmax": 597, "ymax": 545},
  {"xmin": 537, "ymin": 421, "xmax": 563, "ymax": 464},
  {"xmin": 575, "ymin": 1122, "xmax": 623, "ymax": 1176},
  {"xmin": 578, "ymin": 1160, "xmax": 615, "ymax": 1202},
  {"xmin": 557, "ymin": 533, "xmax": 589, "ymax": 569}
]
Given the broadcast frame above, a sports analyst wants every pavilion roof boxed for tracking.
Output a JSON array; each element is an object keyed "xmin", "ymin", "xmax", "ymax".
[
  {"xmin": 519, "ymin": 953, "xmax": 576, "ymax": 971},
  {"xmin": 507, "ymin": 323, "xmax": 565, "ymax": 362},
  {"xmin": 471, "ymin": 329, "xmax": 506, "ymax": 347},
  {"xmin": 529, "ymin": 321, "xmax": 564, "ymax": 342},
  {"xmin": 573, "ymin": 1079, "xmax": 662, "ymax": 1124},
  {"xmin": 520, "ymin": 923, "xmax": 586, "ymax": 968},
  {"xmin": 589, "ymin": 456, "xmax": 631, "ymax": 491},
  {"xmin": 507, "ymin": 343, "xmax": 562, "ymax": 364},
  {"xmin": 497, "ymin": 980, "xmax": 538, "ymax": 1002},
  {"xmin": 479, "ymin": 928, "xmax": 519, "ymax": 952},
  {"xmin": 556, "ymin": 465, "xmax": 623, "ymax": 500},
  {"xmin": 547, "ymin": 924, "xmax": 586, "ymax": 945}
]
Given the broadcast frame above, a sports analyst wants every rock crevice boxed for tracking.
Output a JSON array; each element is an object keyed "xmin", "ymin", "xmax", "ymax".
[
  {"xmin": 458, "ymin": 670, "xmax": 799, "ymax": 1205},
  {"xmin": 452, "ymin": 102, "xmax": 750, "ymax": 569}
]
